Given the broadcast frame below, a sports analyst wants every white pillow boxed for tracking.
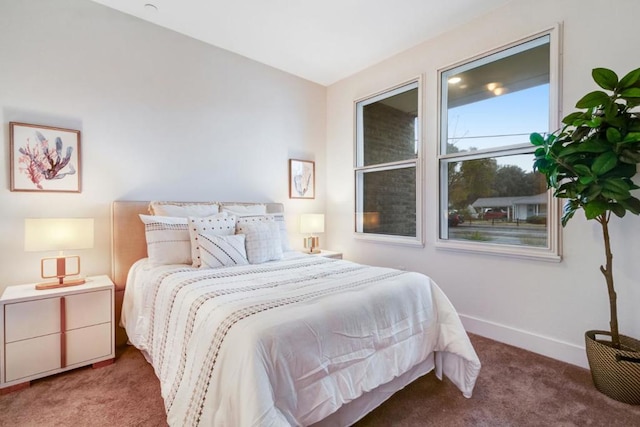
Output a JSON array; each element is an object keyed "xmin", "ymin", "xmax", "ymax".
[
  {"xmin": 221, "ymin": 204, "xmax": 267, "ymax": 216},
  {"xmin": 272, "ymin": 213, "xmax": 292, "ymax": 251},
  {"xmin": 139, "ymin": 214, "xmax": 191, "ymax": 265},
  {"xmin": 235, "ymin": 214, "xmax": 275, "ymax": 228},
  {"xmin": 236, "ymin": 214, "xmax": 291, "ymax": 252},
  {"xmin": 149, "ymin": 201, "xmax": 220, "ymax": 217},
  {"xmin": 198, "ymin": 234, "xmax": 249, "ymax": 269},
  {"xmin": 188, "ymin": 214, "xmax": 237, "ymax": 267},
  {"xmin": 236, "ymin": 221, "xmax": 283, "ymax": 264}
]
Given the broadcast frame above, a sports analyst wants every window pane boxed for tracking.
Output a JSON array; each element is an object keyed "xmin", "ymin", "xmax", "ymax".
[
  {"xmin": 357, "ymin": 167, "xmax": 416, "ymax": 237},
  {"xmin": 360, "ymin": 87, "xmax": 418, "ymax": 166},
  {"xmin": 442, "ymin": 154, "xmax": 548, "ymax": 247},
  {"xmin": 443, "ymin": 37, "xmax": 549, "ymax": 153}
]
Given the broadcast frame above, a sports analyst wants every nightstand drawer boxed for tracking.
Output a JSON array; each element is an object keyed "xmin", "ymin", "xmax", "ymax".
[
  {"xmin": 65, "ymin": 289, "xmax": 111, "ymax": 330},
  {"xmin": 5, "ymin": 334, "xmax": 61, "ymax": 382},
  {"xmin": 5, "ymin": 298, "xmax": 61, "ymax": 342},
  {"xmin": 66, "ymin": 323, "xmax": 112, "ymax": 366}
]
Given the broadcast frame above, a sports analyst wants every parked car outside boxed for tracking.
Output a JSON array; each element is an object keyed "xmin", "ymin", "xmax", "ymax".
[
  {"xmin": 483, "ymin": 208, "xmax": 507, "ymax": 220},
  {"xmin": 448, "ymin": 211, "xmax": 464, "ymax": 227}
]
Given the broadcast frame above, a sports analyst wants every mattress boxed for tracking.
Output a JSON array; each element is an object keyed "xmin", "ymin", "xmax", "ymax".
[{"xmin": 121, "ymin": 253, "xmax": 481, "ymax": 426}]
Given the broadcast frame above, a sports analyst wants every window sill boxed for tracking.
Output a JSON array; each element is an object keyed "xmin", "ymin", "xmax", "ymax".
[
  {"xmin": 435, "ymin": 239, "xmax": 561, "ymax": 262},
  {"xmin": 354, "ymin": 232, "xmax": 424, "ymax": 247}
]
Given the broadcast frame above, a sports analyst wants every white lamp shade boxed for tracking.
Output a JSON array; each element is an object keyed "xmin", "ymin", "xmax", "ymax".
[
  {"xmin": 300, "ymin": 214, "xmax": 325, "ymax": 234},
  {"xmin": 25, "ymin": 218, "xmax": 94, "ymax": 252}
]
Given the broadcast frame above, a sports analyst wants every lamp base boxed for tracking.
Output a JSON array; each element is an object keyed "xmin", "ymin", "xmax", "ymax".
[
  {"xmin": 35, "ymin": 277, "xmax": 86, "ymax": 290},
  {"xmin": 303, "ymin": 236, "xmax": 321, "ymax": 254}
]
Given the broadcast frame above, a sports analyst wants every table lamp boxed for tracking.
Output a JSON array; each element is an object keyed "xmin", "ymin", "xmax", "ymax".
[
  {"xmin": 300, "ymin": 213, "xmax": 324, "ymax": 254},
  {"xmin": 24, "ymin": 218, "xmax": 94, "ymax": 290}
]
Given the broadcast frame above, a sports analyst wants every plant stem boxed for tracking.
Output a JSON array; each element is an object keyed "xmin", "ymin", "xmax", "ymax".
[{"xmin": 599, "ymin": 213, "xmax": 620, "ymax": 348}]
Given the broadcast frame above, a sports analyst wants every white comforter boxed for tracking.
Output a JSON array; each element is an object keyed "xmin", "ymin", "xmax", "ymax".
[{"xmin": 122, "ymin": 254, "xmax": 481, "ymax": 426}]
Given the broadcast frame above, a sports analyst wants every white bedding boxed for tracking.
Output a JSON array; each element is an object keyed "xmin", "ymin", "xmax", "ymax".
[{"xmin": 122, "ymin": 254, "xmax": 481, "ymax": 426}]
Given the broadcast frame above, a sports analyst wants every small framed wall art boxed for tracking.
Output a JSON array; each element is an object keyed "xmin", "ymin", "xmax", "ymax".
[
  {"xmin": 289, "ymin": 159, "xmax": 315, "ymax": 199},
  {"xmin": 10, "ymin": 122, "xmax": 82, "ymax": 193}
]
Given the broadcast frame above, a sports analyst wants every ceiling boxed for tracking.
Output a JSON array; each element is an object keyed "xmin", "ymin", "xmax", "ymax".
[{"xmin": 91, "ymin": 0, "xmax": 512, "ymax": 86}]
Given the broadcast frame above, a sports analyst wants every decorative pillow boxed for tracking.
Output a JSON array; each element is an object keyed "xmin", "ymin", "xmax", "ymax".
[
  {"xmin": 236, "ymin": 214, "xmax": 291, "ymax": 252},
  {"xmin": 235, "ymin": 214, "xmax": 275, "ymax": 228},
  {"xmin": 220, "ymin": 204, "xmax": 267, "ymax": 216},
  {"xmin": 272, "ymin": 213, "xmax": 292, "ymax": 251},
  {"xmin": 198, "ymin": 234, "xmax": 249, "ymax": 269},
  {"xmin": 236, "ymin": 221, "xmax": 283, "ymax": 264},
  {"xmin": 188, "ymin": 214, "xmax": 237, "ymax": 267},
  {"xmin": 139, "ymin": 214, "xmax": 191, "ymax": 265},
  {"xmin": 149, "ymin": 201, "xmax": 220, "ymax": 218}
]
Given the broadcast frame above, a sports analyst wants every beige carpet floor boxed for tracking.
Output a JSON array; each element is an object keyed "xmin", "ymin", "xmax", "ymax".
[{"xmin": 1, "ymin": 334, "xmax": 639, "ymax": 426}]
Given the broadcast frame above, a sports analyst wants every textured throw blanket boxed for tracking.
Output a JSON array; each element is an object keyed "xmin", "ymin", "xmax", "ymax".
[{"xmin": 122, "ymin": 255, "xmax": 481, "ymax": 426}]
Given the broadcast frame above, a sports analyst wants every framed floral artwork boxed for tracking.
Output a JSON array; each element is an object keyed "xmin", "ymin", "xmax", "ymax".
[
  {"xmin": 10, "ymin": 122, "xmax": 82, "ymax": 193},
  {"xmin": 289, "ymin": 159, "xmax": 315, "ymax": 199}
]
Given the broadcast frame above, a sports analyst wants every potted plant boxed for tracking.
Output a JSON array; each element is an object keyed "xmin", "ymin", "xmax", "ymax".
[{"xmin": 530, "ymin": 67, "xmax": 640, "ymax": 404}]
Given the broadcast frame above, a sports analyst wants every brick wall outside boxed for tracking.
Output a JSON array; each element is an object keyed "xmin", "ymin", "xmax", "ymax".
[{"xmin": 362, "ymin": 102, "xmax": 416, "ymax": 236}]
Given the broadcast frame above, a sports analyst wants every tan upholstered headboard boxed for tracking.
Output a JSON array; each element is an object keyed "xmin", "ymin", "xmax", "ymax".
[
  {"xmin": 110, "ymin": 200, "xmax": 284, "ymax": 346},
  {"xmin": 110, "ymin": 201, "xmax": 285, "ymax": 290}
]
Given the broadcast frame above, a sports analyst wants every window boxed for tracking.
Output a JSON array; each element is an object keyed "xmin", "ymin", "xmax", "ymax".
[
  {"xmin": 355, "ymin": 80, "xmax": 421, "ymax": 244},
  {"xmin": 438, "ymin": 30, "xmax": 560, "ymax": 260}
]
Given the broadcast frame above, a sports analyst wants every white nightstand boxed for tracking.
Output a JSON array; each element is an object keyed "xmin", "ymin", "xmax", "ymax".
[
  {"xmin": 0, "ymin": 275, "xmax": 115, "ymax": 393},
  {"xmin": 310, "ymin": 250, "xmax": 343, "ymax": 260}
]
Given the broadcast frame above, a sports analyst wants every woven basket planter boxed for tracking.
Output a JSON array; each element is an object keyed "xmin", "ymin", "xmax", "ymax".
[{"xmin": 585, "ymin": 330, "xmax": 640, "ymax": 405}]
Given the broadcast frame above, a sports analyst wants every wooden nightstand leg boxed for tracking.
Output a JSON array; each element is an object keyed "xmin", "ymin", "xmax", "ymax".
[
  {"xmin": 92, "ymin": 359, "xmax": 114, "ymax": 369},
  {"xmin": 0, "ymin": 381, "xmax": 30, "ymax": 395}
]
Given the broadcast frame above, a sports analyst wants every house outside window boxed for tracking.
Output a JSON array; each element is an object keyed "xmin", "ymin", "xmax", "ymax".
[
  {"xmin": 355, "ymin": 80, "xmax": 422, "ymax": 245},
  {"xmin": 438, "ymin": 28, "xmax": 561, "ymax": 260}
]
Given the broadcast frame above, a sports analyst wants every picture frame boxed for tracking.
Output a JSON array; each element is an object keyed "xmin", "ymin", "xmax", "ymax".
[
  {"xmin": 289, "ymin": 159, "xmax": 315, "ymax": 199},
  {"xmin": 10, "ymin": 122, "xmax": 82, "ymax": 193}
]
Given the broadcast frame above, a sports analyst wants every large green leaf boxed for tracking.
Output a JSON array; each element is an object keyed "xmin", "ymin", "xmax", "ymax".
[
  {"xmin": 570, "ymin": 139, "xmax": 610, "ymax": 153},
  {"xmin": 624, "ymin": 178, "xmax": 640, "ymax": 190},
  {"xmin": 573, "ymin": 164, "xmax": 592, "ymax": 176},
  {"xmin": 620, "ymin": 87, "xmax": 640, "ymax": 98},
  {"xmin": 622, "ymin": 132, "xmax": 640, "ymax": 143},
  {"xmin": 606, "ymin": 127, "xmax": 622, "ymax": 143},
  {"xmin": 602, "ymin": 189, "xmax": 630, "ymax": 201},
  {"xmin": 584, "ymin": 200, "xmax": 609, "ymax": 219},
  {"xmin": 618, "ymin": 67, "xmax": 640, "ymax": 89},
  {"xmin": 610, "ymin": 203, "xmax": 627, "ymax": 218},
  {"xmin": 591, "ymin": 151, "xmax": 618, "ymax": 175},
  {"xmin": 561, "ymin": 200, "xmax": 579, "ymax": 227},
  {"xmin": 583, "ymin": 184, "xmax": 603, "ymax": 201},
  {"xmin": 575, "ymin": 91, "xmax": 610, "ymax": 108},
  {"xmin": 571, "ymin": 126, "xmax": 591, "ymax": 141},
  {"xmin": 579, "ymin": 175, "xmax": 596, "ymax": 185},
  {"xmin": 529, "ymin": 132, "xmax": 545, "ymax": 146},
  {"xmin": 619, "ymin": 197, "xmax": 640, "ymax": 215},
  {"xmin": 562, "ymin": 111, "xmax": 585, "ymax": 125},
  {"xmin": 592, "ymin": 68, "xmax": 618, "ymax": 90},
  {"xmin": 620, "ymin": 149, "xmax": 640, "ymax": 164},
  {"xmin": 602, "ymin": 178, "xmax": 631, "ymax": 193},
  {"xmin": 604, "ymin": 100, "xmax": 619, "ymax": 120},
  {"xmin": 602, "ymin": 162, "xmax": 636, "ymax": 178}
]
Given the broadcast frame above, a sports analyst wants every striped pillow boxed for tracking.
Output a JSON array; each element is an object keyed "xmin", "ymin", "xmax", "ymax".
[
  {"xmin": 199, "ymin": 234, "xmax": 249, "ymax": 269},
  {"xmin": 188, "ymin": 214, "xmax": 237, "ymax": 267},
  {"xmin": 139, "ymin": 214, "xmax": 191, "ymax": 265}
]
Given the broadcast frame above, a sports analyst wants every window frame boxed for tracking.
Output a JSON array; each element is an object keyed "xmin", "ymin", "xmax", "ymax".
[
  {"xmin": 354, "ymin": 77, "xmax": 423, "ymax": 246},
  {"xmin": 435, "ymin": 26, "xmax": 562, "ymax": 261}
]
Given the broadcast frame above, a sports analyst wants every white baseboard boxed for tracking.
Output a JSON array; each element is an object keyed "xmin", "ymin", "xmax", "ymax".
[{"xmin": 460, "ymin": 314, "xmax": 589, "ymax": 369}]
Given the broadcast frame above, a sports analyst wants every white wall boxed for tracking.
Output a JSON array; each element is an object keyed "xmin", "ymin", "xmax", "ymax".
[
  {"xmin": 0, "ymin": 0, "xmax": 326, "ymax": 291},
  {"xmin": 326, "ymin": 0, "xmax": 640, "ymax": 368}
]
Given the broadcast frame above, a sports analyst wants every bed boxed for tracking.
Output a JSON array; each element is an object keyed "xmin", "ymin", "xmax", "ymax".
[{"xmin": 111, "ymin": 201, "xmax": 481, "ymax": 426}]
